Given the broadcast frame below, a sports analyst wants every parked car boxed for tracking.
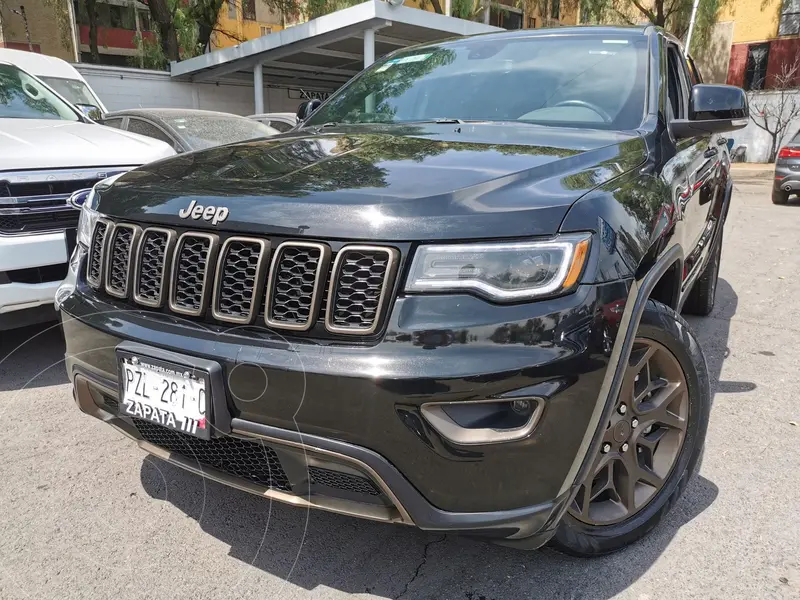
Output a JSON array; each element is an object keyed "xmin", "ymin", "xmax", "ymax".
[
  {"xmin": 0, "ymin": 48, "xmax": 106, "ymax": 117},
  {"xmin": 248, "ymin": 112, "xmax": 297, "ymax": 132},
  {"xmin": 0, "ymin": 61, "xmax": 174, "ymax": 330},
  {"xmin": 772, "ymin": 131, "xmax": 800, "ymax": 204},
  {"xmin": 99, "ymin": 108, "xmax": 280, "ymax": 153},
  {"xmin": 58, "ymin": 26, "xmax": 746, "ymax": 555}
]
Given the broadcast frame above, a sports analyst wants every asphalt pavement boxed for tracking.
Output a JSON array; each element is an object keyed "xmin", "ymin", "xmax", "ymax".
[{"xmin": 0, "ymin": 172, "xmax": 798, "ymax": 600}]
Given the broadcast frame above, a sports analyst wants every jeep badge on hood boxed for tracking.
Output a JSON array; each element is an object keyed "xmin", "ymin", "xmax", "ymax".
[{"xmin": 178, "ymin": 200, "xmax": 229, "ymax": 225}]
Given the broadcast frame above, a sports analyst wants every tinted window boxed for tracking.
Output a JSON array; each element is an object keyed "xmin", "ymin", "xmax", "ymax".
[
  {"xmin": 0, "ymin": 64, "xmax": 79, "ymax": 121},
  {"xmin": 666, "ymin": 47, "xmax": 685, "ymax": 119},
  {"xmin": 307, "ymin": 35, "xmax": 649, "ymax": 130},
  {"xmin": 40, "ymin": 76, "xmax": 100, "ymax": 108},
  {"xmin": 101, "ymin": 117, "xmax": 125, "ymax": 129},
  {"xmin": 127, "ymin": 118, "xmax": 176, "ymax": 148},
  {"xmin": 269, "ymin": 120, "xmax": 293, "ymax": 132},
  {"xmin": 161, "ymin": 114, "xmax": 279, "ymax": 150}
]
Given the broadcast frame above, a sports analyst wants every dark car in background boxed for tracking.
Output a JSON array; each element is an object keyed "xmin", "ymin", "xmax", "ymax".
[
  {"xmin": 99, "ymin": 108, "xmax": 280, "ymax": 153},
  {"xmin": 59, "ymin": 26, "xmax": 747, "ymax": 556},
  {"xmin": 773, "ymin": 131, "xmax": 800, "ymax": 204}
]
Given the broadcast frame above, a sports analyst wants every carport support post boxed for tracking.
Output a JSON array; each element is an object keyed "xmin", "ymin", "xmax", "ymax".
[
  {"xmin": 364, "ymin": 28, "xmax": 376, "ymax": 114},
  {"xmin": 363, "ymin": 27, "xmax": 376, "ymax": 68},
  {"xmin": 254, "ymin": 62, "xmax": 264, "ymax": 114}
]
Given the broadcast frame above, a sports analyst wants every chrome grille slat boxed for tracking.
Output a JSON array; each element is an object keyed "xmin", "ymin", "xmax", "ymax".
[
  {"xmin": 133, "ymin": 227, "xmax": 176, "ymax": 308},
  {"xmin": 169, "ymin": 232, "xmax": 218, "ymax": 317},
  {"xmin": 265, "ymin": 241, "xmax": 330, "ymax": 331},
  {"xmin": 211, "ymin": 237, "xmax": 269, "ymax": 324},
  {"xmin": 325, "ymin": 245, "xmax": 399, "ymax": 335},
  {"xmin": 86, "ymin": 219, "xmax": 112, "ymax": 289},
  {"xmin": 104, "ymin": 223, "xmax": 140, "ymax": 298}
]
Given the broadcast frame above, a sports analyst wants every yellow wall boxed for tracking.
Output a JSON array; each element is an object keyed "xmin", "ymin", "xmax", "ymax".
[
  {"xmin": 211, "ymin": 1, "xmax": 284, "ymax": 50},
  {"xmin": 718, "ymin": 0, "xmax": 782, "ymax": 44},
  {"xmin": 0, "ymin": 0, "xmax": 75, "ymax": 60}
]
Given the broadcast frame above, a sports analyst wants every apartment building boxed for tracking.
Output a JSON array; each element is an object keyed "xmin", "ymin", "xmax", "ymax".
[
  {"xmin": 0, "ymin": 0, "xmax": 76, "ymax": 60},
  {"xmin": 720, "ymin": 0, "xmax": 800, "ymax": 89}
]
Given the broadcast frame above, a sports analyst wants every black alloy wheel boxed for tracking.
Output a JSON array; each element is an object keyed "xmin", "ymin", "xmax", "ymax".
[
  {"xmin": 551, "ymin": 300, "xmax": 710, "ymax": 557},
  {"xmin": 568, "ymin": 339, "xmax": 688, "ymax": 525}
]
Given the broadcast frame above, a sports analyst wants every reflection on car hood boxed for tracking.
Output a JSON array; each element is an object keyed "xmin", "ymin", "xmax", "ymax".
[
  {"xmin": 0, "ymin": 119, "xmax": 175, "ymax": 171},
  {"xmin": 97, "ymin": 123, "xmax": 646, "ymax": 241}
]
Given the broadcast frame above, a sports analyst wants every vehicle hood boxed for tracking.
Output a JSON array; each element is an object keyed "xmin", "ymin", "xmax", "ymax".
[
  {"xmin": 97, "ymin": 123, "xmax": 646, "ymax": 241},
  {"xmin": 0, "ymin": 119, "xmax": 175, "ymax": 171}
]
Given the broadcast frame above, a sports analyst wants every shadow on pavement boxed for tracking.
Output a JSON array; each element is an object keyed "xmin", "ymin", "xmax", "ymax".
[
  {"xmin": 140, "ymin": 457, "xmax": 717, "ymax": 599},
  {"xmin": 0, "ymin": 321, "xmax": 67, "ymax": 392},
  {"xmin": 685, "ymin": 277, "xmax": 755, "ymax": 396}
]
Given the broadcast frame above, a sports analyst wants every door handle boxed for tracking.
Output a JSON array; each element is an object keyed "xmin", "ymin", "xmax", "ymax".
[{"xmin": 704, "ymin": 147, "xmax": 718, "ymax": 158}]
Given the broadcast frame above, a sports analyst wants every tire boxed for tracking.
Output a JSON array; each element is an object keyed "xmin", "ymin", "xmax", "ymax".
[
  {"xmin": 550, "ymin": 300, "xmax": 710, "ymax": 557},
  {"xmin": 682, "ymin": 230, "xmax": 722, "ymax": 316},
  {"xmin": 772, "ymin": 190, "xmax": 789, "ymax": 204}
]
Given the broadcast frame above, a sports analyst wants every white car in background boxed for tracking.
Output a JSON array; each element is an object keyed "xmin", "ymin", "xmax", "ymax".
[
  {"xmin": 0, "ymin": 61, "xmax": 174, "ymax": 330},
  {"xmin": 0, "ymin": 48, "xmax": 106, "ymax": 116}
]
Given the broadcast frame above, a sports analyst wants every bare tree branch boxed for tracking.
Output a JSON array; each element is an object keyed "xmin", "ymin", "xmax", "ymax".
[{"xmin": 747, "ymin": 54, "xmax": 800, "ymax": 162}]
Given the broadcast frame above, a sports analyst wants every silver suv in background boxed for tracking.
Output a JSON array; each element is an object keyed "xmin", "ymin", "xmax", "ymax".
[{"xmin": 773, "ymin": 131, "xmax": 800, "ymax": 204}]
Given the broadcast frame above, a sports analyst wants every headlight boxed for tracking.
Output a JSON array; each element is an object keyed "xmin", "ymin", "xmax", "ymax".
[
  {"xmin": 405, "ymin": 234, "xmax": 591, "ymax": 302},
  {"xmin": 72, "ymin": 172, "xmax": 125, "ymax": 247},
  {"xmin": 75, "ymin": 189, "xmax": 99, "ymax": 248}
]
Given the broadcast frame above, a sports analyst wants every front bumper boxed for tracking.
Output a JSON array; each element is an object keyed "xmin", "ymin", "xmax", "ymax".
[
  {"xmin": 61, "ymin": 277, "xmax": 629, "ymax": 545},
  {"xmin": 0, "ymin": 231, "xmax": 68, "ymax": 315}
]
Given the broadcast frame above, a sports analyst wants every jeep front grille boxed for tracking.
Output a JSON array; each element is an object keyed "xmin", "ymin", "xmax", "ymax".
[
  {"xmin": 133, "ymin": 228, "xmax": 174, "ymax": 307},
  {"xmin": 86, "ymin": 219, "xmax": 111, "ymax": 289},
  {"xmin": 212, "ymin": 237, "xmax": 269, "ymax": 324},
  {"xmin": 326, "ymin": 246, "xmax": 399, "ymax": 334},
  {"xmin": 265, "ymin": 242, "xmax": 330, "ymax": 331},
  {"xmin": 105, "ymin": 224, "xmax": 139, "ymax": 298},
  {"xmin": 169, "ymin": 233, "xmax": 218, "ymax": 316},
  {"xmin": 86, "ymin": 221, "xmax": 399, "ymax": 336}
]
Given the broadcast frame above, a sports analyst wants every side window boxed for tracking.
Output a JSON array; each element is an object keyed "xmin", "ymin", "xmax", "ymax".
[
  {"xmin": 126, "ymin": 118, "xmax": 177, "ymax": 149},
  {"xmin": 270, "ymin": 120, "xmax": 293, "ymax": 133},
  {"xmin": 100, "ymin": 117, "xmax": 124, "ymax": 129},
  {"xmin": 665, "ymin": 48, "xmax": 683, "ymax": 120}
]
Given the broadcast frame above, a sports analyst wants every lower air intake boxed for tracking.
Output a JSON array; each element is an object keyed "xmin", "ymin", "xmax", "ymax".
[{"xmin": 132, "ymin": 418, "xmax": 291, "ymax": 491}]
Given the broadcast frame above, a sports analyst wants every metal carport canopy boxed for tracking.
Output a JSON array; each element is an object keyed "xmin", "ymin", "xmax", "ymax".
[{"xmin": 169, "ymin": 0, "xmax": 502, "ymax": 112}]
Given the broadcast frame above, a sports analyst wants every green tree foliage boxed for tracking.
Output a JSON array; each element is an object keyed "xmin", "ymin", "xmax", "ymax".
[
  {"xmin": 578, "ymin": 0, "xmax": 729, "ymax": 53},
  {"xmin": 132, "ymin": 0, "xmax": 202, "ymax": 69}
]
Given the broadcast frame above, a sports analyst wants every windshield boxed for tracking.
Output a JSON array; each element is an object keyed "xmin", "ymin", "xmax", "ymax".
[
  {"xmin": 306, "ymin": 34, "xmax": 648, "ymax": 130},
  {"xmin": 40, "ymin": 76, "xmax": 100, "ymax": 108},
  {"xmin": 163, "ymin": 114, "xmax": 280, "ymax": 149},
  {"xmin": 0, "ymin": 64, "xmax": 79, "ymax": 121}
]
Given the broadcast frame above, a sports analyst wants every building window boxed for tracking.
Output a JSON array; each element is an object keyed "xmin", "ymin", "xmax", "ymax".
[
  {"xmin": 527, "ymin": 16, "xmax": 536, "ymax": 28},
  {"xmin": 139, "ymin": 10, "xmax": 151, "ymax": 31},
  {"xmin": 490, "ymin": 7, "xmax": 523, "ymax": 29},
  {"xmin": 551, "ymin": 0, "xmax": 560, "ymax": 20},
  {"xmin": 744, "ymin": 42, "xmax": 770, "ymax": 90},
  {"xmin": 260, "ymin": 26, "xmax": 272, "ymax": 36},
  {"xmin": 228, "ymin": 0, "xmax": 236, "ymax": 20},
  {"xmin": 780, "ymin": 0, "xmax": 800, "ymax": 35},
  {"xmin": 243, "ymin": 0, "xmax": 255, "ymax": 21}
]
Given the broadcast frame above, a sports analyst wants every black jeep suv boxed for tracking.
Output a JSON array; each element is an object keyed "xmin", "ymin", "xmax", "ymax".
[{"xmin": 58, "ymin": 27, "xmax": 748, "ymax": 555}]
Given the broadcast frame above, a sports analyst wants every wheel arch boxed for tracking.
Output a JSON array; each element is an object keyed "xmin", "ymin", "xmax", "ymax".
[{"xmin": 554, "ymin": 243, "xmax": 685, "ymax": 514}]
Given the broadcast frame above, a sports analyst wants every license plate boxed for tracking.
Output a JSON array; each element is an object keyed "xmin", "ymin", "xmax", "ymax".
[{"xmin": 118, "ymin": 355, "xmax": 211, "ymax": 439}]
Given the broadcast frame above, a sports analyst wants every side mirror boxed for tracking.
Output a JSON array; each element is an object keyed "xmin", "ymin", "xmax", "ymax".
[
  {"xmin": 670, "ymin": 84, "xmax": 749, "ymax": 139},
  {"xmin": 296, "ymin": 99, "xmax": 322, "ymax": 122},
  {"xmin": 76, "ymin": 103, "xmax": 102, "ymax": 120}
]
